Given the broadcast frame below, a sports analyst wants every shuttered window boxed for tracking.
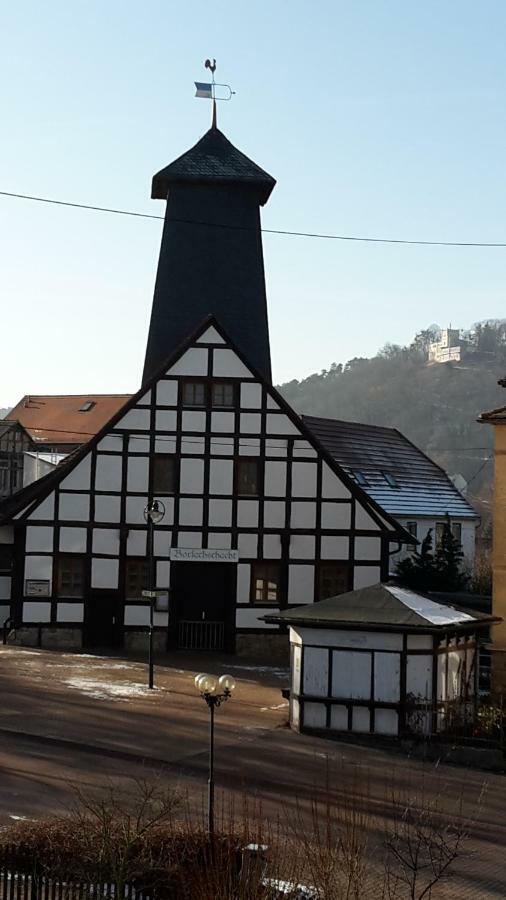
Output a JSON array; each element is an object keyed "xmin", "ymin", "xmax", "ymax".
[
  {"xmin": 126, "ymin": 559, "xmax": 150, "ymax": 600},
  {"xmin": 318, "ymin": 564, "xmax": 349, "ymax": 601},
  {"xmin": 57, "ymin": 556, "xmax": 85, "ymax": 598}
]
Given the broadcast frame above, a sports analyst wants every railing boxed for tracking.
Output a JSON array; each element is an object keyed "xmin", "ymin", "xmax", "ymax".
[
  {"xmin": 178, "ymin": 619, "xmax": 225, "ymax": 651},
  {"xmin": 0, "ymin": 862, "xmax": 151, "ymax": 900}
]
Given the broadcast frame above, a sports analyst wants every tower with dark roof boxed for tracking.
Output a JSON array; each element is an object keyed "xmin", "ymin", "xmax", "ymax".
[{"xmin": 142, "ymin": 125, "xmax": 276, "ymax": 386}]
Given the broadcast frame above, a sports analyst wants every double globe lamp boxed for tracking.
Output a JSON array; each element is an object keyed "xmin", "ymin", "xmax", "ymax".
[{"xmin": 194, "ymin": 672, "xmax": 236, "ymax": 834}]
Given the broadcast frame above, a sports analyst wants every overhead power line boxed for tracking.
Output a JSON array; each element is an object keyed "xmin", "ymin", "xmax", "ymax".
[{"xmin": 2, "ymin": 189, "xmax": 506, "ymax": 248}]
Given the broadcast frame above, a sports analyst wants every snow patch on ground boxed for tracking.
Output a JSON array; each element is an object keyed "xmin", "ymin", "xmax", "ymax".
[
  {"xmin": 227, "ymin": 664, "xmax": 288, "ymax": 678},
  {"xmin": 64, "ymin": 677, "xmax": 162, "ymax": 701},
  {"xmin": 260, "ymin": 702, "xmax": 289, "ymax": 711}
]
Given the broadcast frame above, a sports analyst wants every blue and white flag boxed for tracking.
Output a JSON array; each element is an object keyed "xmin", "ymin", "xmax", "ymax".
[{"xmin": 195, "ymin": 82, "xmax": 213, "ymax": 99}]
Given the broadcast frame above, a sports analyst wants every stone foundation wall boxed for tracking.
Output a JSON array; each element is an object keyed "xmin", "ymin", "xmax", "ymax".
[
  {"xmin": 124, "ymin": 631, "xmax": 167, "ymax": 654},
  {"xmin": 235, "ymin": 632, "xmax": 289, "ymax": 664},
  {"xmin": 9, "ymin": 627, "xmax": 83, "ymax": 650}
]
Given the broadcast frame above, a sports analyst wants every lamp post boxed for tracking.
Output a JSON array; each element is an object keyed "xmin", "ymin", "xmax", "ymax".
[
  {"xmin": 194, "ymin": 672, "xmax": 236, "ymax": 834},
  {"xmin": 143, "ymin": 500, "xmax": 165, "ymax": 689}
]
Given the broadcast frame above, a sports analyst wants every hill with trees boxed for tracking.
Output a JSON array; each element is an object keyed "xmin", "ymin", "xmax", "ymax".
[{"xmin": 277, "ymin": 321, "xmax": 506, "ymax": 530}]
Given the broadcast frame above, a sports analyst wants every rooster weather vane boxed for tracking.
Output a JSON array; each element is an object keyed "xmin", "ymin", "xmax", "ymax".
[{"xmin": 194, "ymin": 59, "xmax": 235, "ymax": 126}]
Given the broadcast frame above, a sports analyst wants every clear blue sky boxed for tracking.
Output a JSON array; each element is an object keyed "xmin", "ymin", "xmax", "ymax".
[{"xmin": 1, "ymin": 1, "xmax": 506, "ymax": 404}]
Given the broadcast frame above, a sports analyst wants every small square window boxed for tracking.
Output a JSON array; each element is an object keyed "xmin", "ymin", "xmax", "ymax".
[
  {"xmin": 236, "ymin": 458, "xmax": 260, "ymax": 496},
  {"xmin": 57, "ymin": 555, "xmax": 85, "ymax": 598},
  {"xmin": 318, "ymin": 564, "xmax": 349, "ymax": 601},
  {"xmin": 126, "ymin": 559, "xmax": 150, "ymax": 600},
  {"xmin": 212, "ymin": 382, "xmax": 235, "ymax": 408},
  {"xmin": 182, "ymin": 381, "xmax": 206, "ymax": 407},
  {"xmin": 152, "ymin": 455, "xmax": 176, "ymax": 494},
  {"xmin": 452, "ymin": 522, "xmax": 462, "ymax": 546},
  {"xmin": 251, "ymin": 563, "xmax": 282, "ymax": 604},
  {"xmin": 79, "ymin": 401, "xmax": 95, "ymax": 412},
  {"xmin": 354, "ymin": 471, "xmax": 369, "ymax": 487}
]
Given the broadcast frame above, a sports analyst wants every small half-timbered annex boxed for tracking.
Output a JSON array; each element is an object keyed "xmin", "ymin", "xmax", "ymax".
[
  {"xmin": 0, "ymin": 120, "xmax": 413, "ymax": 656},
  {"xmin": 265, "ymin": 583, "xmax": 499, "ymax": 737}
]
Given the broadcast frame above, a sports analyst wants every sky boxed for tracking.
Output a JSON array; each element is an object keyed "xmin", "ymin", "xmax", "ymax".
[{"xmin": 1, "ymin": 1, "xmax": 506, "ymax": 405}]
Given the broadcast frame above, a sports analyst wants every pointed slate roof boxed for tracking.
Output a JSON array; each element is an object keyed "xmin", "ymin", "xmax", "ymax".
[
  {"xmin": 264, "ymin": 583, "xmax": 499, "ymax": 632},
  {"xmin": 151, "ymin": 126, "xmax": 275, "ymax": 204}
]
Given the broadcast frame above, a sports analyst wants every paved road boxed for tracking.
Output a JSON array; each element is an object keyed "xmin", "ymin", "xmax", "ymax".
[{"xmin": 0, "ymin": 646, "xmax": 504, "ymax": 897}]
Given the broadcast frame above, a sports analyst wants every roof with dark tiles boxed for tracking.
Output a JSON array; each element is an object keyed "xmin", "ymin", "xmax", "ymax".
[
  {"xmin": 152, "ymin": 126, "xmax": 275, "ymax": 204},
  {"xmin": 303, "ymin": 415, "xmax": 477, "ymax": 520}
]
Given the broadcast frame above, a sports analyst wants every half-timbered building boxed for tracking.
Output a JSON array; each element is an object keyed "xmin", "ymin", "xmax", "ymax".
[{"xmin": 0, "ymin": 122, "xmax": 412, "ymax": 655}]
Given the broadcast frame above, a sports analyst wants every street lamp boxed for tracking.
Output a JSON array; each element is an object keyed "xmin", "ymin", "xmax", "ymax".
[
  {"xmin": 195, "ymin": 672, "xmax": 236, "ymax": 834},
  {"xmin": 143, "ymin": 500, "xmax": 165, "ymax": 689}
]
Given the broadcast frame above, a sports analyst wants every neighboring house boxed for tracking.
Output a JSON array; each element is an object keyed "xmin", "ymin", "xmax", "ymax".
[
  {"xmin": 0, "ymin": 421, "xmax": 35, "ymax": 497},
  {"xmin": 0, "ymin": 121, "xmax": 412, "ymax": 655},
  {"xmin": 427, "ymin": 328, "xmax": 461, "ymax": 364},
  {"xmin": 23, "ymin": 451, "xmax": 68, "ymax": 488},
  {"xmin": 303, "ymin": 416, "xmax": 478, "ymax": 568},
  {"xmin": 8, "ymin": 395, "xmax": 132, "ymax": 452}
]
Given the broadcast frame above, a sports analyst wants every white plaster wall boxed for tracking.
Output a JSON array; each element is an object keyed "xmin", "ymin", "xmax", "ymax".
[
  {"xmin": 0, "ymin": 577, "xmax": 11, "ymax": 600},
  {"xmin": 406, "ymin": 654, "xmax": 433, "ymax": 700},
  {"xmin": 95, "ymin": 495, "xmax": 121, "ymax": 523},
  {"xmin": 448, "ymin": 649, "xmax": 465, "ymax": 699},
  {"xmin": 177, "ymin": 532, "xmax": 202, "ymax": 548},
  {"xmin": 92, "ymin": 529, "xmax": 120, "ymax": 556},
  {"xmin": 24, "ymin": 556, "xmax": 52, "ymax": 584},
  {"xmin": 330, "ymin": 705, "xmax": 348, "ymax": 730},
  {"xmin": 355, "ymin": 505, "xmax": 380, "ymax": 530},
  {"xmin": 374, "ymin": 709, "xmax": 398, "ymax": 736},
  {"xmin": 265, "ymin": 439, "xmax": 287, "ymax": 458},
  {"xmin": 391, "ymin": 518, "xmax": 477, "ymax": 566},
  {"xmin": 23, "ymin": 601, "xmax": 51, "ymax": 622},
  {"xmin": 209, "ymin": 459, "xmax": 233, "ymax": 494},
  {"xmin": 321, "ymin": 536, "xmax": 349, "ymax": 559},
  {"xmin": 179, "ymin": 498, "xmax": 203, "ymax": 526},
  {"xmin": 91, "ymin": 558, "xmax": 119, "ymax": 589},
  {"xmin": 322, "ymin": 464, "xmax": 350, "ymax": 500},
  {"xmin": 127, "ymin": 530, "xmax": 147, "ymax": 555},
  {"xmin": 208, "ymin": 532, "xmax": 232, "ymax": 549},
  {"xmin": 374, "ymin": 652, "xmax": 401, "ymax": 702},
  {"xmin": 26, "ymin": 526, "xmax": 53, "ymax": 553},
  {"xmin": 136, "ymin": 389, "xmax": 151, "ymax": 407},
  {"xmin": 156, "ymin": 410, "xmax": 177, "ymax": 431},
  {"xmin": 115, "ymin": 408, "xmax": 151, "ymax": 430},
  {"xmin": 264, "ymin": 461, "xmax": 286, "ymax": 496},
  {"xmin": 238, "ymin": 533, "xmax": 258, "ymax": 557},
  {"xmin": 332, "ymin": 650, "xmax": 371, "ymax": 699},
  {"xmin": 156, "ymin": 380, "xmax": 178, "ymax": 406},
  {"xmin": 29, "ymin": 494, "xmax": 55, "ymax": 521},
  {"xmin": 240, "ymin": 413, "xmax": 261, "ymax": 433},
  {"xmin": 407, "ymin": 635, "xmax": 432, "ymax": 650},
  {"xmin": 208, "ymin": 499, "xmax": 232, "ymax": 527},
  {"xmin": 95, "ymin": 455, "xmax": 122, "ymax": 492},
  {"xmin": 182, "ymin": 411, "xmax": 206, "ymax": 432},
  {"xmin": 197, "ymin": 325, "xmax": 225, "ymax": 344},
  {"xmin": 127, "ymin": 457, "xmax": 149, "ymax": 493},
  {"xmin": 61, "ymin": 457, "xmax": 91, "ymax": 491},
  {"xmin": 264, "ymin": 500, "xmax": 286, "ymax": 528},
  {"xmin": 238, "ymin": 500, "xmax": 259, "ymax": 528},
  {"xmin": 236, "ymin": 563, "xmax": 251, "ymax": 604},
  {"xmin": 180, "ymin": 458, "xmax": 205, "ymax": 494},
  {"xmin": 297, "ymin": 628, "xmax": 403, "ymax": 651},
  {"xmin": 266, "ymin": 396, "xmax": 280, "ymax": 410},
  {"xmin": 124, "ymin": 605, "xmax": 150, "ymax": 626},
  {"xmin": 182, "ymin": 437, "xmax": 205, "ymax": 454},
  {"xmin": 303, "ymin": 647, "xmax": 328, "ymax": 696},
  {"xmin": 157, "ymin": 560, "xmax": 170, "ymax": 586},
  {"xmin": 213, "ymin": 349, "xmax": 251, "ymax": 378},
  {"xmin": 303, "ymin": 702, "xmax": 327, "ymax": 729},
  {"xmin": 290, "ymin": 500, "xmax": 316, "ymax": 528},
  {"xmin": 210, "ymin": 437, "xmax": 233, "ymax": 456},
  {"xmin": 168, "ymin": 347, "xmax": 208, "ymax": 376},
  {"xmin": 263, "ymin": 534, "xmax": 282, "ymax": 558},
  {"xmin": 321, "ymin": 503, "xmax": 351, "ymax": 530},
  {"xmin": 236, "ymin": 607, "xmax": 277, "ymax": 629},
  {"xmin": 154, "ymin": 531, "xmax": 171, "ymax": 556},
  {"xmin": 290, "ymin": 535, "xmax": 315, "ymax": 559},
  {"xmin": 211, "ymin": 412, "xmax": 235, "ymax": 433},
  {"xmin": 125, "ymin": 496, "xmax": 149, "ymax": 524},
  {"xmin": 352, "ymin": 708, "xmax": 370, "ymax": 733},
  {"xmin": 293, "ymin": 441, "xmax": 317, "ymax": 459},
  {"xmin": 57, "ymin": 603, "xmax": 84, "ymax": 623},
  {"xmin": 60, "ymin": 527, "xmax": 87, "ymax": 553},
  {"xmin": 288, "ymin": 565, "xmax": 314, "ymax": 604},
  {"xmin": 59, "ymin": 493, "xmax": 90, "ymax": 522},
  {"xmin": 98, "ymin": 435, "xmax": 123, "ymax": 452},
  {"xmin": 266, "ymin": 414, "xmax": 300, "ymax": 436},
  {"xmin": 291, "ymin": 463, "xmax": 317, "ymax": 497},
  {"xmin": 355, "ymin": 537, "xmax": 382, "ymax": 560},
  {"xmin": 353, "ymin": 566, "xmax": 381, "ymax": 590},
  {"xmin": 241, "ymin": 383, "xmax": 262, "ymax": 408},
  {"xmin": 239, "ymin": 438, "xmax": 260, "ymax": 456}
]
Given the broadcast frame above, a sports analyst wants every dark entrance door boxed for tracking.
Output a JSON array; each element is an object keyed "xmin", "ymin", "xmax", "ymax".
[
  {"xmin": 171, "ymin": 563, "xmax": 236, "ymax": 652},
  {"xmin": 83, "ymin": 590, "xmax": 120, "ymax": 649}
]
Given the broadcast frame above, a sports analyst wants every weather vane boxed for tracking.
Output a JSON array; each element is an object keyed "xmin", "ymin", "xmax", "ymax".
[{"xmin": 195, "ymin": 59, "xmax": 235, "ymax": 127}]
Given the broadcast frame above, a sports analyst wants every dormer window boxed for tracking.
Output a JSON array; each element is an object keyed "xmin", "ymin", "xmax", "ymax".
[
  {"xmin": 79, "ymin": 401, "xmax": 95, "ymax": 412},
  {"xmin": 382, "ymin": 472, "xmax": 399, "ymax": 488}
]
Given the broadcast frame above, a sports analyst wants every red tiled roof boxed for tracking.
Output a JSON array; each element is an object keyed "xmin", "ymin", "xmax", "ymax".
[{"xmin": 8, "ymin": 395, "xmax": 132, "ymax": 445}]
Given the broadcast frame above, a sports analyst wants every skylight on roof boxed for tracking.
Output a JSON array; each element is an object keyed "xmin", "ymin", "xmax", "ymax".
[
  {"xmin": 79, "ymin": 401, "xmax": 95, "ymax": 412},
  {"xmin": 382, "ymin": 471, "xmax": 399, "ymax": 488},
  {"xmin": 353, "ymin": 471, "xmax": 369, "ymax": 487}
]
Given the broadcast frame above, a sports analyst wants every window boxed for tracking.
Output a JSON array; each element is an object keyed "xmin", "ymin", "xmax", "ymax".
[
  {"xmin": 251, "ymin": 563, "xmax": 282, "ymax": 604},
  {"xmin": 452, "ymin": 522, "xmax": 462, "ymax": 546},
  {"xmin": 126, "ymin": 559, "xmax": 150, "ymax": 599},
  {"xmin": 382, "ymin": 472, "xmax": 399, "ymax": 489},
  {"xmin": 79, "ymin": 401, "xmax": 95, "ymax": 412},
  {"xmin": 0, "ymin": 545, "xmax": 13, "ymax": 574},
  {"xmin": 0, "ymin": 460, "xmax": 9, "ymax": 495},
  {"xmin": 406, "ymin": 521, "xmax": 418, "ymax": 547},
  {"xmin": 57, "ymin": 556, "xmax": 85, "ymax": 598},
  {"xmin": 318, "ymin": 564, "xmax": 349, "ymax": 601},
  {"xmin": 236, "ymin": 458, "xmax": 260, "ymax": 496},
  {"xmin": 152, "ymin": 455, "xmax": 176, "ymax": 494},
  {"xmin": 435, "ymin": 521, "xmax": 462, "ymax": 548},
  {"xmin": 435, "ymin": 522, "xmax": 445, "ymax": 548},
  {"xmin": 182, "ymin": 380, "xmax": 206, "ymax": 407},
  {"xmin": 212, "ymin": 382, "xmax": 235, "ymax": 408},
  {"xmin": 353, "ymin": 471, "xmax": 369, "ymax": 487}
]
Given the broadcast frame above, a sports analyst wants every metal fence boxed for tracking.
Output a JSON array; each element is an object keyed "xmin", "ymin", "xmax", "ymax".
[{"xmin": 177, "ymin": 619, "xmax": 225, "ymax": 651}]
